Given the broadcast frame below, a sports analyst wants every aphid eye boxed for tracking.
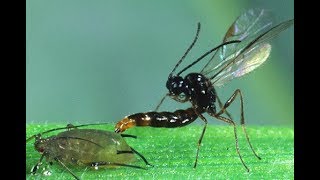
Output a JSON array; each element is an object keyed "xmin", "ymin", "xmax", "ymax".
[{"xmin": 39, "ymin": 147, "xmax": 44, "ymax": 153}]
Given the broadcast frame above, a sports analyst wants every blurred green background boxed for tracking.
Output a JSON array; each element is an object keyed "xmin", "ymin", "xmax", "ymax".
[{"xmin": 26, "ymin": 0, "xmax": 294, "ymax": 126}]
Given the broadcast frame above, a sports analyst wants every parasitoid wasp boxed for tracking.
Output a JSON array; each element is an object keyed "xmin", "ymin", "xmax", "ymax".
[{"xmin": 115, "ymin": 9, "xmax": 294, "ymax": 171}]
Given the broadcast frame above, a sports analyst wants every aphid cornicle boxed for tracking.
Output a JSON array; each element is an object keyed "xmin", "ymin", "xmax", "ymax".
[
  {"xmin": 27, "ymin": 123, "xmax": 152, "ymax": 180},
  {"xmin": 115, "ymin": 9, "xmax": 294, "ymax": 172}
]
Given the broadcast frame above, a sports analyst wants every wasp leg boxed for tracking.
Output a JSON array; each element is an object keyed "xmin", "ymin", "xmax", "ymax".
[
  {"xmin": 154, "ymin": 92, "xmax": 190, "ymax": 110},
  {"xmin": 213, "ymin": 89, "xmax": 261, "ymax": 160},
  {"xmin": 155, "ymin": 93, "xmax": 168, "ymax": 111},
  {"xmin": 54, "ymin": 157, "xmax": 80, "ymax": 180},
  {"xmin": 193, "ymin": 111, "xmax": 208, "ymax": 168},
  {"xmin": 213, "ymin": 115, "xmax": 250, "ymax": 172},
  {"xmin": 172, "ymin": 95, "xmax": 189, "ymax": 103},
  {"xmin": 88, "ymin": 161, "xmax": 147, "ymax": 170},
  {"xmin": 216, "ymin": 91, "xmax": 233, "ymax": 120},
  {"xmin": 208, "ymin": 89, "xmax": 262, "ymax": 172}
]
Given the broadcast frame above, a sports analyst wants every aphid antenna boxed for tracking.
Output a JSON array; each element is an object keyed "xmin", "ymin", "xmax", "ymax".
[{"xmin": 26, "ymin": 122, "xmax": 114, "ymax": 142}]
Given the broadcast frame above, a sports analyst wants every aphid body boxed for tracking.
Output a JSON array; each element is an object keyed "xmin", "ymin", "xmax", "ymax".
[
  {"xmin": 28, "ymin": 124, "xmax": 151, "ymax": 179},
  {"xmin": 35, "ymin": 129, "xmax": 135, "ymax": 167}
]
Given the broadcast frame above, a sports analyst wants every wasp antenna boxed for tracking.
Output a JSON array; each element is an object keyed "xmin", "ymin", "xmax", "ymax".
[
  {"xmin": 170, "ymin": 22, "xmax": 201, "ymax": 76},
  {"xmin": 177, "ymin": 40, "xmax": 241, "ymax": 76}
]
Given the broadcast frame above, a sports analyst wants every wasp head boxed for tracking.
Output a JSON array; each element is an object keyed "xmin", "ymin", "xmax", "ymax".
[
  {"xmin": 166, "ymin": 75, "xmax": 190, "ymax": 103},
  {"xmin": 166, "ymin": 75, "xmax": 185, "ymax": 95}
]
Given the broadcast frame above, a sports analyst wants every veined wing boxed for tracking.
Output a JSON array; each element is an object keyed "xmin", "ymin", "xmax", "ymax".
[
  {"xmin": 201, "ymin": 9, "xmax": 273, "ymax": 74},
  {"xmin": 205, "ymin": 19, "xmax": 293, "ymax": 87}
]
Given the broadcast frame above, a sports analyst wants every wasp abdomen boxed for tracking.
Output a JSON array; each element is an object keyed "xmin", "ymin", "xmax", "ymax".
[{"xmin": 115, "ymin": 108, "xmax": 199, "ymax": 133}]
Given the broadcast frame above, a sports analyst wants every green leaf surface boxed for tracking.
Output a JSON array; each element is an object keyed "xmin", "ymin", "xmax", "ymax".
[{"xmin": 27, "ymin": 124, "xmax": 293, "ymax": 179}]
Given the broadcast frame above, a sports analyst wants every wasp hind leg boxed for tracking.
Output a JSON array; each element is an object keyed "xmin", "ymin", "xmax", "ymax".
[
  {"xmin": 210, "ymin": 89, "xmax": 261, "ymax": 172},
  {"xmin": 216, "ymin": 91, "xmax": 233, "ymax": 120}
]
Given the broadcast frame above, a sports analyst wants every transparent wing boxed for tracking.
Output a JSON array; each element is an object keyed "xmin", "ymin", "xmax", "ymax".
[
  {"xmin": 212, "ymin": 43, "xmax": 271, "ymax": 86},
  {"xmin": 200, "ymin": 11, "xmax": 293, "ymax": 86},
  {"xmin": 220, "ymin": 9, "xmax": 273, "ymax": 59},
  {"xmin": 201, "ymin": 8, "xmax": 273, "ymax": 74}
]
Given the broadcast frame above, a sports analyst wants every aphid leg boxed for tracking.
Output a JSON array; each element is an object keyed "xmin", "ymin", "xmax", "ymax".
[
  {"xmin": 119, "ymin": 134, "xmax": 153, "ymax": 166},
  {"xmin": 130, "ymin": 147, "xmax": 154, "ymax": 167},
  {"xmin": 116, "ymin": 150, "xmax": 133, "ymax": 154},
  {"xmin": 120, "ymin": 134, "xmax": 137, "ymax": 139},
  {"xmin": 88, "ymin": 161, "xmax": 147, "ymax": 170},
  {"xmin": 54, "ymin": 157, "xmax": 80, "ymax": 180},
  {"xmin": 193, "ymin": 112, "xmax": 208, "ymax": 168},
  {"xmin": 31, "ymin": 153, "xmax": 45, "ymax": 175},
  {"xmin": 116, "ymin": 149, "xmax": 153, "ymax": 167},
  {"xmin": 215, "ymin": 89, "xmax": 261, "ymax": 160},
  {"xmin": 213, "ymin": 115, "xmax": 250, "ymax": 172}
]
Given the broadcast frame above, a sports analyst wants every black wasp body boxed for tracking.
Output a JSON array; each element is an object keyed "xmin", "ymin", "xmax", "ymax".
[{"xmin": 167, "ymin": 73, "xmax": 217, "ymax": 115}]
